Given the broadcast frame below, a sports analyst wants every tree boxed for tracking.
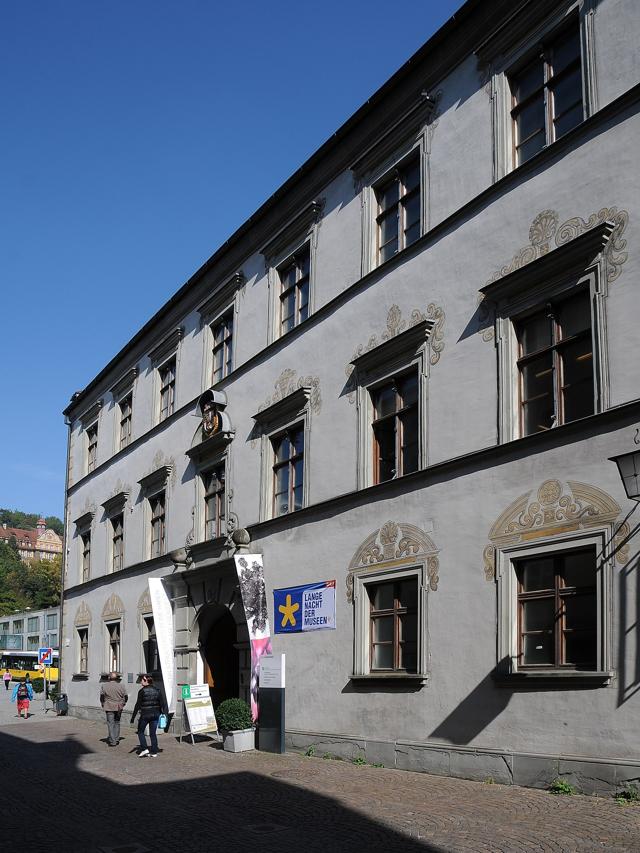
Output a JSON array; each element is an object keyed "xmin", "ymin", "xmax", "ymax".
[
  {"xmin": 0, "ymin": 508, "xmax": 64, "ymax": 534},
  {"xmin": 0, "ymin": 544, "xmax": 61, "ymax": 615}
]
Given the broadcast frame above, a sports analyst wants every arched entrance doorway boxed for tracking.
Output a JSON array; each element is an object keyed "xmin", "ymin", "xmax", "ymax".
[{"xmin": 198, "ymin": 603, "xmax": 249, "ymax": 708}]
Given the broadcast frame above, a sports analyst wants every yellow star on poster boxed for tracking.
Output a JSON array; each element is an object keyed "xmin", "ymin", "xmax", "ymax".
[{"xmin": 279, "ymin": 593, "xmax": 299, "ymax": 628}]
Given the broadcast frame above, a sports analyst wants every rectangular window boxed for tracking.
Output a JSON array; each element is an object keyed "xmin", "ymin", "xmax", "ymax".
[
  {"xmin": 212, "ymin": 310, "xmax": 233, "ymax": 383},
  {"xmin": 375, "ymin": 155, "xmax": 421, "ymax": 264},
  {"xmin": 150, "ymin": 492, "xmax": 166, "ymax": 558},
  {"xmin": 279, "ymin": 245, "xmax": 310, "ymax": 335},
  {"xmin": 368, "ymin": 578, "xmax": 418, "ymax": 673},
  {"xmin": 272, "ymin": 424, "xmax": 304, "ymax": 517},
  {"xmin": 13, "ymin": 620, "xmax": 23, "ymax": 633},
  {"xmin": 27, "ymin": 635, "xmax": 39, "ymax": 651},
  {"xmin": 371, "ymin": 370, "xmax": 419, "ymax": 483},
  {"xmin": 510, "ymin": 24, "xmax": 583, "ymax": 167},
  {"xmin": 0, "ymin": 622, "xmax": 9, "ymax": 632},
  {"xmin": 516, "ymin": 287, "xmax": 593, "ymax": 436},
  {"xmin": 81, "ymin": 532, "xmax": 91, "ymax": 583},
  {"xmin": 204, "ymin": 464, "xmax": 226, "ymax": 539},
  {"xmin": 49, "ymin": 633, "xmax": 58, "ymax": 648},
  {"xmin": 159, "ymin": 358, "xmax": 176, "ymax": 422},
  {"xmin": 516, "ymin": 546, "xmax": 597, "ymax": 670},
  {"xmin": 106, "ymin": 621, "xmax": 121, "ymax": 673},
  {"xmin": 143, "ymin": 615, "xmax": 159, "ymax": 673},
  {"xmin": 78, "ymin": 627, "xmax": 89, "ymax": 674},
  {"xmin": 119, "ymin": 394, "xmax": 133, "ymax": 450},
  {"xmin": 46, "ymin": 613, "xmax": 57, "ymax": 630},
  {"xmin": 87, "ymin": 424, "xmax": 98, "ymax": 473},
  {"xmin": 27, "ymin": 617, "xmax": 39, "ymax": 632},
  {"xmin": 111, "ymin": 514, "xmax": 124, "ymax": 573}
]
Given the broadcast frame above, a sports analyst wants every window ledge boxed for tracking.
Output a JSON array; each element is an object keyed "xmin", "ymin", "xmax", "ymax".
[
  {"xmin": 71, "ymin": 673, "xmax": 90, "ymax": 681},
  {"xmin": 493, "ymin": 670, "xmax": 613, "ymax": 688},
  {"xmin": 349, "ymin": 672, "xmax": 428, "ymax": 685}
]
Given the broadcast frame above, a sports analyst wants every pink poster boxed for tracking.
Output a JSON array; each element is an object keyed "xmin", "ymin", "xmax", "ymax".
[{"xmin": 233, "ymin": 554, "xmax": 272, "ymax": 722}]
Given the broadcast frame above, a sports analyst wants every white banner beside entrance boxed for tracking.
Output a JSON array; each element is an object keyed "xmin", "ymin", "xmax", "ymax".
[{"xmin": 148, "ymin": 578, "xmax": 176, "ymax": 712}]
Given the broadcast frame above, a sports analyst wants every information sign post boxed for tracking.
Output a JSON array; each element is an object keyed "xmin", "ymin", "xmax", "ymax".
[
  {"xmin": 179, "ymin": 684, "xmax": 218, "ymax": 745},
  {"xmin": 258, "ymin": 654, "xmax": 285, "ymax": 753},
  {"xmin": 38, "ymin": 648, "xmax": 53, "ymax": 714}
]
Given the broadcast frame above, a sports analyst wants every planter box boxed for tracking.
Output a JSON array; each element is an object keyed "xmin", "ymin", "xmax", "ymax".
[{"xmin": 222, "ymin": 728, "xmax": 255, "ymax": 752}]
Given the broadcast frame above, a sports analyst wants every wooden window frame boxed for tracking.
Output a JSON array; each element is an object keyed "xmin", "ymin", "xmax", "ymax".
[
  {"xmin": 78, "ymin": 626, "xmax": 89, "ymax": 674},
  {"xmin": 150, "ymin": 492, "xmax": 166, "ymax": 558},
  {"xmin": 368, "ymin": 578, "xmax": 418, "ymax": 673},
  {"xmin": 509, "ymin": 22, "xmax": 583, "ymax": 168},
  {"xmin": 119, "ymin": 394, "xmax": 133, "ymax": 450},
  {"xmin": 111, "ymin": 513, "xmax": 124, "ymax": 573},
  {"xmin": 159, "ymin": 358, "xmax": 176, "ymax": 422},
  {"xmin": 374, "ymin": 153, "xmax": 421, "ymax": 265},
  {"xmin": 86, "ymin": 424, "xmax": 98, "ymax": 473},
  {"xmin": 212, "ymin": 310, "xmax": 234, "ymax": 384},
  {"xmin": 278, "ymin": 244, "xmax": 310, "ymax": 335},
  {"xmin": 81, "ymin": 532, "xmax": 91, "ymax": 583},
  {"xmin": 371, "ymin": 369, "xmax": 419, "ymax": 484},
  {"xmin": 142, "ymin": 614, "xmax": 159, "ymax": 674},
  {"xmin": 516, "ymin": 547, "xmax": 597, "ymax": 671},
  {"xmin": 515, "ymin": 287, "xmax": 594, "ymax": 436},
  {"xmin": 271, "ymin": 423, "xmax": 305, "ymax": 517},
  {"xmin": 106, "ymin": 620, "xmax": 121, "ymax": 673}
]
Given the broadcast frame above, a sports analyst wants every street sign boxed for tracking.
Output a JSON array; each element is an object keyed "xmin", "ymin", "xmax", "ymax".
[{"xmin": 38, "ymin": 647, "xmax": 53, "ymax": 666}]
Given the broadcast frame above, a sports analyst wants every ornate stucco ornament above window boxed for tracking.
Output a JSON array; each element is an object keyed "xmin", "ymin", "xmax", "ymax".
[
  {"xmin": 74, "ymin": 601, "xmax": 92, "ymax": 627},
  {"xmin": 250, "ymin": 368, "xmax": 321, "ymax": 450},
  {"xmin": 101, "ymin": 593, "xmax": 125, "ymax": 620},
  {"xmin": 483, "ymin": 479, "xmax": 629, "ymax": 581},
  {"xmin": 478, "ymin": 206, "xmax": 629, "ymax": 342},
  {"xmin": 257, "ymin": 368, "xmax": 322, "ymax": 417},
  {"xmin": 345, "ymin": 303, "xmax": 445, "ymax": 403},
  {"xmin": 346, "ymin": 520, "xmax": 440, "ymax": 602}
]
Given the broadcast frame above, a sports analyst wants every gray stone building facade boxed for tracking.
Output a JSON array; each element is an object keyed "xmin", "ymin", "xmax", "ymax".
[{"xmin": 61, "ymin": 0, "xmax": 640, "ymax": 792}]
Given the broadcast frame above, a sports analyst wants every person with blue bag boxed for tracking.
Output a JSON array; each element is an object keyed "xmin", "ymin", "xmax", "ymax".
[{"xmin": 130, "ymin": 674, "xmax": 167, "ymax": 758}]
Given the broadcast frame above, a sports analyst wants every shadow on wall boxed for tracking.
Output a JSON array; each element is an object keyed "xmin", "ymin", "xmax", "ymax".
[
  {"xmin": 0, "ymin": 727, "xmax": 434, "ymax": 853},
  {"xmin": 428, "ymin": 667, "xmax": 513, "ymax": 744},
  {"xmin": 614, "ymin": 506, "xmax": 640, "ymax": 708}
]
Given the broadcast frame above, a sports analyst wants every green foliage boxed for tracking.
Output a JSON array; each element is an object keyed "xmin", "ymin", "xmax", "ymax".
[
  {"xmin": 352, "ymin": 756, "xmax": 367, "ymax": 766},
  {"xmin": 548, "ymin": 778, "xmax": 577, "ymax": 795},
  {"xmin": 0, "ymin": 509, "xmax": 63, "ymax": 534},
  {"xmin": 614, "ymin": 784, "xmax": 640, "ymax": 806},
  {"xmin": 30, "ymin": 678, "xmax": 44, "ymax": 694},
  {"xmin": 370, "ymin": 762, "xmax": 384, "ymax": 768},
  {"xmin": 215, "ymin": 698, "xmax": 253, "ymax": 731},
  {"xmin": 304, "ymin": 745, "xmax": 316, "ymax": 757},
  {"xmin": 0, "ymin": 545, "xmax": 60, "ymax": 615},
  {"xmin": 483, "ymin": 777, "xmax": 495, "ymax": 785}
]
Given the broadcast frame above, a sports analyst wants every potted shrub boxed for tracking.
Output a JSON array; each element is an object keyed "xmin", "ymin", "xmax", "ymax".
[{"xmin": 215, "ymin": 698, "xmax": 255, "ymax": 752}]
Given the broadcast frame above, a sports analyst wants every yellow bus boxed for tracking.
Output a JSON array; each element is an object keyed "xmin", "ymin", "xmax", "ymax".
[{"xmin": 1, "ymin": 650, "xmax": 59, "ymax": 683}]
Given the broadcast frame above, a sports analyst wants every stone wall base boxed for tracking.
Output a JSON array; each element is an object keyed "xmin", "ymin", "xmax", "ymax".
[{"xmin": 285, "ymin": 730, "xmax": 640, "ymax": 795}]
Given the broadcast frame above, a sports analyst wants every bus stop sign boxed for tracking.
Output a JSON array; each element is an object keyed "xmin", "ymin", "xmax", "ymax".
[{"xmin": 38, "ymin": 647, "xmax": 53, "ymax": 666}]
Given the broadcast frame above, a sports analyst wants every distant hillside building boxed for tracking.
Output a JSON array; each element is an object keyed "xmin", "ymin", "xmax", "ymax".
[{"xmin": 0, "ymin": 519, "xmax": 63, "ymax": 563}]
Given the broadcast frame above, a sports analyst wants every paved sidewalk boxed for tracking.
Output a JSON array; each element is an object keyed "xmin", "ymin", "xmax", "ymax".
[{"xmin": 1, "ymin": 711, "xmax": 638, "ymax": 853}]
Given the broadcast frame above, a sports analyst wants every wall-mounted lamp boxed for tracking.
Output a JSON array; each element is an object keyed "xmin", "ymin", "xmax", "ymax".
[{"xmin": 610, "ymin": 450, "xmax": 640, "ymax": 501}]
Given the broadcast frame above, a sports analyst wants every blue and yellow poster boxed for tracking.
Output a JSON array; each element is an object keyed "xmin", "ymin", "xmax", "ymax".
[{"xmin": 273, "ymin": 580, "xmax": 336, "ymax": 634}]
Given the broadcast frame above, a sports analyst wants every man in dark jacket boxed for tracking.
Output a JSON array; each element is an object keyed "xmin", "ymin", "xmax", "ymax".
[
  {"xmin": 100, "ymin": 672, "xmax": 128, "ymax": 747},
  {"xmin": 130, "ymin": 674, "xmax": 167, "ymax": 757}
]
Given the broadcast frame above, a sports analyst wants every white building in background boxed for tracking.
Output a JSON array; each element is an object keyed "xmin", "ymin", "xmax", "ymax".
[{"xmin": 61, "ymin": 0, "xmax": 640, "ymax": 793}]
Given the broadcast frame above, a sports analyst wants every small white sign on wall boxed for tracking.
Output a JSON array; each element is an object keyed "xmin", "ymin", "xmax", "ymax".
[{"xmin": 260, "ymin": 654, "xmax": 285, "ymax": 689}]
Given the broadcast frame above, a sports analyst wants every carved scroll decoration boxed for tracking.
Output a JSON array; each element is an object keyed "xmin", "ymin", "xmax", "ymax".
[
  {"xmin": 346, "ymin": 520, "xmax": 440, "ymax": 601},
  {"xmin": 102, "ymin": 593, "xmax": 125, "ymax": 620},
  {"xmin": 74, "ymin": 601, "xmax": 92, "ymax": 627}
]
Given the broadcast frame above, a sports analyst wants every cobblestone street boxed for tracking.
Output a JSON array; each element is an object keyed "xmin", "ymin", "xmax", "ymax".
[{"xmin": 1, "ymin": 687, "xmax": 638, "ymax": 853}]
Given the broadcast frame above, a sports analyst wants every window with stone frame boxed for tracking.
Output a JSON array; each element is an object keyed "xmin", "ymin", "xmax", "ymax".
[
  {"xmin": 142, "ymin": 615, "xmax": 159, "ymax": 674},
  {"xmin": 515, "ymin": 546, "xmax": 597, "ymax": 670},
  {"xmin": 27, "ymin": 635, "xmax": 39, "ymax": 651},
  {"xmin": 515, "ymin": 286, "xmax": 593, "ymax": 436},
  {"xmin": 159, "ymin": 357, "xmax": 176, "ymax": 422},
  {"xmin": 371, "ymin": 369, "xmax": 419, "ymax": 483},
  {"xmin": 203, "ymin": 463, "xmax": 226, "ymax": 539},
  {"xmin": 81, "ymin": 532, "xmax": 91, "ymax": 583},
  {"xmin": 119, "ymin": 393, "xmax": 133, "ymax": 450},
  {"xmin": 278, "ymin": 244, "xmax": 310, "ymax": 335},
  {"xmin": 509, "ymin": 22, "xmax": 583, "ymax": 168},
  {"xmin": 374, "ymin": 154, "xmax": 421, "ymax": 265},
  {"xmin": 27, "ymin": 616, "xmax": 39, "ymax": 632},
  {"xmin": 271, "ymin": 423, "xmax": 304, "ymax": 517},
  {"xmin": 106, "ymin": 620, "xmax": 121, "ymax": 673},
  {"xmin": 150, "ymin": 492, "xmax": 166, "ymax": 558},
  {"xmin": 368, "ymin": 576, "xmax": 418, "ymax": 673},
  {"xmin": 212, "ymin": 309, "xmax": 234, "ymax": 384},
  {"xmin": 111, "ymin": 513, "xmax": 124, "ymax": 573},
  {"xmin": 78, "ymin": 626, "xmax": 89, "ymax": 674},
  {"xmin": 87, "ymin": 423, "xmax": 98, "ymax": 473}
]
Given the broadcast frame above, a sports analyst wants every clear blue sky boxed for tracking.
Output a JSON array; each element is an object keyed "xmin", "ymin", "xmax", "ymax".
[{"xmin": 0, "ymin": 0, "xmax": 463, "ymax": 520}]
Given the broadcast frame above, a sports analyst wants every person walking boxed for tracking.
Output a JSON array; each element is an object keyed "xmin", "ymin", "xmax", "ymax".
[
  {"xmin": 130, "ymin": 674, "xmax": 167, "ymax": 758},
  {"xmin": 99, "ymin": 672, "xmax": 128, "ymax": 747},
  {"xmin": 11, "ymin": 677, "xmax": 33, "ymax": 718},
  {"xmin": 3, "ymin": 668, "xmax": 11, "ymax": 691}
]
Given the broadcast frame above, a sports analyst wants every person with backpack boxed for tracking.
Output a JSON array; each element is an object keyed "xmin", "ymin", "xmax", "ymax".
[
  {"xmin": 130, "ymin": 674, "xmax": 167, "ymax": 757},
  {"xmin": 12, "ymin": 677, "xmax": 34, "ymax": 718}
]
